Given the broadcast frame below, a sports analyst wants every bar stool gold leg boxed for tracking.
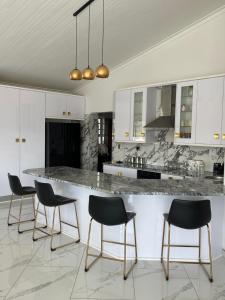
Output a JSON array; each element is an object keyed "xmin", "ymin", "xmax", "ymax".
[
  {"xmin": 50, "ymin": 207, "xmax": 57, "ymax": 251},
  {"xmin": 123, "ymin": 223, "xmax": 127, "ymax": 280},
  {"xmin": 133, "ymin": 218, "xmax": 138, "ymax": 264},
  {"xmin": 161, "ymin": 219, "xmax": 166, "ymax": 263},
  {"xmin": 207, "ymin": 224, "xmax": 213, "ymax": 282},
  {"xmin": 7, "ymin": 193, "xmax": 14, "ymax": 226},
  {"xmin": 166, "ymin": 224, "xmax": 171, "ymax": 281},
  {"xmin": 101, "ymin": 224, "xmax": 103, "ymax": 256},
  {"xmin": 74, "ymin": 202, "xmax": 80, "ymax": 242}
]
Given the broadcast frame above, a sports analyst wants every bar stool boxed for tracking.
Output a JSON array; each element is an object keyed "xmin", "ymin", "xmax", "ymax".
[
  {"xmin": 33, "ymin": 181, "xmax": 80, "ymax": 251},
  {"xmin": 8, "ymin": 173, "xmax": 37, "ymax": 233},
  {"xmin": 161, "ymin": 199, "xmax": 213, "ymax": 282},
  {"xmin": 85, "ymin": 195, "xmax": 138, "ymax": 280}
]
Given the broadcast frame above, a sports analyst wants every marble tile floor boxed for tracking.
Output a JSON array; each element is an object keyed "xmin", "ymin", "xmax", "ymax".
[{"xmin": 0, "ymin": 200, "xmax": 225, "ymax": 300}]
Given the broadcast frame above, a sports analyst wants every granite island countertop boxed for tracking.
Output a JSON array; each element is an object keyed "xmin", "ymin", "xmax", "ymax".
[{"xmin": 24, "ymin": 166, "xmax": 225, "ymax": 197}]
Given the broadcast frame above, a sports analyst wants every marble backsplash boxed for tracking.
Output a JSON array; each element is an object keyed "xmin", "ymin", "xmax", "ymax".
[
  {"xmin": 80, "ymin": 113, "xmax": 98, "ymax": 171},
  {"xmin": 80, "ymin": 114, "xmax": 225, "ymax": 172},
  {"xmin": 112, "ymin": 129, "xmax": 225, "ymax": 172}
]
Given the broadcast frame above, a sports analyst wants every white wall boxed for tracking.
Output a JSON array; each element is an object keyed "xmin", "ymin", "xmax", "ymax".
[{"xmin": 76, "ymin": 8, "xmax": 225, "ymax": 114}]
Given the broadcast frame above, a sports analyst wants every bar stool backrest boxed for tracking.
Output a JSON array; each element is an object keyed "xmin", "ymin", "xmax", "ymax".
[
  {"xmin": 89, "ymin": 195, "xmax": 128, "ymax": 226},
  {"xmin": 168, "ymin": 199, "xmax": 211, "ymax": 229},
  {"xmin": 35, "ymin": 181, "xmax": 56, "ymax": 207},
  {"xmin": 8, "ymin": 173, "xmax": 23, "ymax": 196}
]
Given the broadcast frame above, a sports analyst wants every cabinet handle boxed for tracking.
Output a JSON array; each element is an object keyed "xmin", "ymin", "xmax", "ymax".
[
  {"xmin": 174, "ymin": 132, "xmax": 180, "ymax": 138},
  {"xmin": 213, "ymin": 133, "xmax": 219, "ymax": 140},
  {"xmin": 124, "ymin": 132, "xmax": 129, "ymax": 137},
  {"xmin": 22, "ymin": 138, "xmax": 26, "ymax": 143},
  {"xmin": 15, "ymin": 138, "xmax": 20, "ymax": 143},
  {"xmin": 68, "ymin": 112, "xmax": 71, "ymax": 116},
  {"xmin": 140, "ymin": 132, "xmax": 145, "ymax": 137},
  {"xmin": 222, "ymin": 134, "xmax": 225, "ymax": 140},
  {"xmin": 63, "ymin": 112, "xmax": 66, "ymax": 116}
]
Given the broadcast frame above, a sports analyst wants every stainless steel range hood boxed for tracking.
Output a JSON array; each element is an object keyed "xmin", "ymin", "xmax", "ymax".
[
  {"xmin": 145, "ymin": 85, "xmax": 176, "ymax": 129},
  {"xmin": 145, "ymin": 116, "xmax": 174, "ymax": 129}
]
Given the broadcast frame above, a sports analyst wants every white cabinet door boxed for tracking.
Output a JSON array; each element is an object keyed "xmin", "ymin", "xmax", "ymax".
[
  {"xmin": 0, "ymin": 87, "xmax": 20, "ymax": 196},
  {"xmin": 46, "ymin": 92, "xmax": 67, "ymax": 118},
  {"xmin": 130, "ymin": 88, "xmax": 147, "ymax": 142},
  {"xmin": 67, "ymin": 95, "xmax": 85, "ymax": 120},
  {"xmin": 19, "ymin": 90, "xmax": 45, "ymax": 185},
  {"xmin": 221, "ymin": 77, "xmax": 225, "ymax": 145},
  {"xmin": 174, "ymin": 81, "xmax": 197, "ymax": 145},
  {"xmin": 195, "ymin": 77, "xmax": 224, "ymax": 145},
  {"xmin": 114, "ymin": 90, "xmax": 131, "ymax": 142}
]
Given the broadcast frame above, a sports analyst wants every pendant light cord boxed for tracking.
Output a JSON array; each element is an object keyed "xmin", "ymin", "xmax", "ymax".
[
  {"xmin": 102, "ymin": 0, "xmax": 105, "ymax": 65},
  {"xmin": 88, "ymin": 5, "xmax": 91, "ymax": 68},
  {"xmin": 75, "ymin": 17, "xmax": 78, "ymax": 68}
]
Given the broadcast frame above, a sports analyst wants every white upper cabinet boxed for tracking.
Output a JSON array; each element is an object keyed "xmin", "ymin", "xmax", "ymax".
[
  {"xmin": 0, "ymin": 87, "xmax": 20, "ymax": 196},
  {"xmin": 174, "ymin": 81, "xmax": 197, "ymax": 145},
  {"xmin": 114, "ymin": 87, "xmax": 156, "ymax": 143},
  {"xmin": 46, "ymin": 92, "xmax": 67, "ymax": 118},
  {"xmin": 196, "ymin": 77, "xmax": 224, "ymax": 145},
  {"xmin": 222, "ymin": 78, "xmax": 225, "ymax": 146},
  {"xmin": 114, "ymin": 89, "xmax": 131, "ymax": 142},
  {"xmin": 67, "ymin": 95, "xmax": 85, "ymax": 120},
  {"xmin": 19, "ymin": 89, "xmax": 46, "ymax": 185},
  {"xmin": 46, "ymin": 92, "xmax": 85, "ymax": 120}
]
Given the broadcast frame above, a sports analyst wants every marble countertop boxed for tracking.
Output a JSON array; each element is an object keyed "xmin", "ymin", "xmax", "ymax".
[
  {"xmin": 24, "ymin": 166, "xmax": 225, "ymax": 196},
  {"xmin": 103, "ymin": 162, "xmax": 215, "ymax": 178}
]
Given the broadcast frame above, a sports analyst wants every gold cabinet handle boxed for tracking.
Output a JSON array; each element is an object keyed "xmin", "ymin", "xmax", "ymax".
[
  {"xmin": 124, "ymin": 132, "xmax": 129, "ymax": 137},
  {"xmin": 174, "ymin": 132, "xmax": 180, "ymax": 138},
  {"xmin": 22, "ymin": 138, "xmax": 26, "ymax": 143},
  {"xmin": 15, "ymin": 138, "xmax": 20, "ymax": 143},
  {"xmin": 68, "ymin": 112, "xmax": 71, "ymax": 116},
  {"xmin": 222, "ymin": 134, "xmax": 225, "ymax": 140},
  {"xmin": 63, "ymin": 112, "xmax": 66, "ymax": 116},
  {"xmin": 214, "ymin": 133, "xmax": 219, "ymax": 140},
  {"xmin": 140, "ymin": 132, "xmax": 145, "ymax": 137}
]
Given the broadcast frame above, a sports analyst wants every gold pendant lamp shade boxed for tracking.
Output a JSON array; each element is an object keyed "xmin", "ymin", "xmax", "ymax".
[
  {"xmin": 96, "ymin": 64, "xmax": 109, "ymax": 78},
  {"xmin": 82, "ymin": 5, "xmax": 95, "ymax": 80},
  {"xmin": 70, "ymin": 17, "xmax": 82, "ymax": 80},
  {"xmin": 70, "ymin": 68, "xmax": 82, "ymax": 80},
  {"xmin": 96, "ymin": 0, "xmax": 109, "ymax": 78}
]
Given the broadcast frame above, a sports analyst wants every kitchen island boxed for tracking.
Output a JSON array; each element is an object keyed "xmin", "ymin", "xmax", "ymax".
[{"xmin": 24, "ymin": 166, "xmax": 225, "ymax": 261}]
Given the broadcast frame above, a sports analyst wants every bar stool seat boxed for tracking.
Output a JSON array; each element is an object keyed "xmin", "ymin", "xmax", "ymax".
[
  {"xmin": 33, "ymin": 181, "xmax": 80, "ymax": 251},
  {"xmin": 22, "ymin": 187, "xmax": 36, "ymax": 195},
  {"xmin": 85, "ymin": 195, "xmax": 138, "ymax": 280},
  {"xmin": 54, "ymin": 195, "xmax": 75, "ymax": 206},
  {"xmin": 126, "ymin": 212, "xmax": 136, "ymax": 222},
  {"xmin": 161, "ymin": 199, "xmax": 213, "ymax": 282}
]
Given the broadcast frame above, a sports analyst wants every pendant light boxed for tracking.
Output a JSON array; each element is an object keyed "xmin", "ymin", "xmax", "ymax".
[
  {"xmin": 70, "ymin": 17, "xmax": 82, "ymax": 80},
  {"xmin": 82, "ymin": 5, "xmax": 95, "ymax": 80},
  {"xmin": 96, "ymin": 0, "xmax": 109, "ymax": 78}
]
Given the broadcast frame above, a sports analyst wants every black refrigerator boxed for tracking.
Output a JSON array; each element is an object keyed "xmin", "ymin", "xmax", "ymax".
[{"xmin": 45, "ymin": 120, "xmax": 81, "ymax": 168}]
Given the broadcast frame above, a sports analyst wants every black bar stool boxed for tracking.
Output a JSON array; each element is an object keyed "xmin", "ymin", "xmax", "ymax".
[
  {"xmin": 8, "ymin": 173, "xmax": 37, "ymax": 233},
  {"xmin": 34, "ymin": 181, "xmax": 80, "ymax": 251},
  {"xmin": 85, "ymin": 195, "xmax": 138, "ymax": 280},
  {"xmin": 161, "ymin": 199, "xmax": 213, "ymax": 282}
]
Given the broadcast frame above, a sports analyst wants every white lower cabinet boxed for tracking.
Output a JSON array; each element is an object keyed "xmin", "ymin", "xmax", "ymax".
[
  {"xmin": 103, "ymin": 165, "xmax": 137, "ymax": 178},
  {"xmin": 0, "ymin": 87, "xmax": 45, "ymax": 196}
]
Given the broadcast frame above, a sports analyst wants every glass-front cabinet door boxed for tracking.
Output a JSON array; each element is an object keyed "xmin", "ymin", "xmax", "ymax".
[
  {"xmin": 131, "ymin": 88, "xmax": 147, "ymax": 142},
  {"xmin": 174, "ymin": 81, "xmax": 197, "ymax": 144}
]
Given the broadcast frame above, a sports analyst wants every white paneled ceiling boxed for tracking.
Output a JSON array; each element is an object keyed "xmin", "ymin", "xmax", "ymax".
[{"xmin": 0, "ymin": 0, "xmax": 225, "ymax": 92}]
